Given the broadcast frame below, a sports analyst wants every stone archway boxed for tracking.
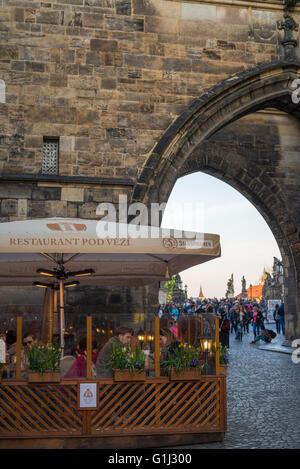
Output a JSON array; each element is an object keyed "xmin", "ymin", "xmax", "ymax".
[{"xmin": 132, "ymin": 60, "xmax": 300, "ymax": 341}]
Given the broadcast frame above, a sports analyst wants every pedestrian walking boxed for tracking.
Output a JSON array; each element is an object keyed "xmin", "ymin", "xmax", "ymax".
[
  {"xmin": 219, "ymin": 311, "xmax": 230, "ymax": 348},
  {"xmin": 235, "ymin": 307, "xmax": 244, "ymax": 341},
  {"xmin": 243, "ymin": 305, "xmax": 251, "ymax": 333},
  {"xmin": 252, "ymin": 306, "xmax": 261, "ymax": 338},
  {"xmin": 230, "ymin": 304, "xmax": 238, "ymax": 334}
]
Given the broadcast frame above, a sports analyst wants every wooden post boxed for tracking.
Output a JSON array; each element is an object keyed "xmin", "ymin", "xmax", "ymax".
[
  {"xmin": 86, "ymin": 316, "xmax": 92, "ymax": 379},
  {"xmin": 16, "ymin": 316, "xmax": 22, "ymax": 379},
  {"xmin": 154, "ymin": 315, "xmax": 160, "ymax": 377},
  {"xmin": 154, "ymin": 315, "xmax": 161, "ymax": 425},
  {"xmin": 200, "ymin": 317, "xmax": 204, "ymax": 336},
  {"xmin": 187, "ymin": 316, "xmax": 191, "ymax": 344},
  {"xmin": 59, "ymin": 279, "xmax": 65, "ymax": 357},
  {"xmin": 53, "ymin": 288, "xmax": 59, "ymax": 335},
  {"xmin": 215, "ymin": 316, "xmax": 220, "ymax": 375},
  {"xmin": 48, "ymin": 287, "xmax": 54, "ymax": 344},
  {"xmin": 143, "ymin": 318, "xmax": 147, "ymax": 347}
]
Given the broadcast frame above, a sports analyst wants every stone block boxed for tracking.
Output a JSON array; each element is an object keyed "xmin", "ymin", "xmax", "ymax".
[
  {"xmin": 101, "ymin": 78, "xmax": 116, "ymax": 89},
  {"xmin": 77, "ymin": 109, "xmax": 99, "ymax": 125},
  {"xmin": 181, "ymin": 3, "xmax": 216, "ymax": 21},
  {"xmin": 116, "ymin": 0, "xmax": 131, "ymax": 16},
  {"xmin": 32, "ymin": 186, "xmax": 62, "ymax": 201},
  {"xmin": 10, "ymin": 61, "xmax": 25, "ymax": 72},
  {"xmin": 67, "ymin": 201, "xmax": 79, "ymax": 217},
  {"xmin": 78, "ymin": 202, "xmax": 99, "ymax": 219},
  {"xmin": 1, "ymin": 199, "xmax": 18, "ymax": 217},
  {"xmin": 25, "ymin": 62, "xmax": 45, "ymax": 73},
  {"xmin": 24, "ymin": 136, "xmax": 43, "ymax": 149},
  {"xmin": 44, "ymin": 200, "xmax": 68, "ymax": 217},
  {"xmin": 17, "ymin": 199, "xmax": 28, "ymax": 217},
  {"xmin": 61, "ymin": 187, "xmax": 84, "ymax": 202},
  {"xmin": 0, "ymin": 184, "xmax": 32, "ymax": 199},
  {"xmin": 86, "ymin": 52, "xmax": 101, "ymax": 66},
  {"xmin": 0, "ymin": 45, "xmax": 18, "ymax": 60},
  {"xmin": 133, "ymin": 0, "xmax": 180, "ymax": 18},
  {"xmin": 74, "ymin": 137, "xmax": 90, "ymax": 151},
  {"xmin": 90, "ymin": 38, "xmax": 118, "ymax": 52},
  {"xmin": 82, "ymin": 13, "xmax": 104, "ymax": 29},
  {"xmin": 36, "ymin": 10, "xmax": 61, "ymax": 25},
  {"xmin": 84, "ymin": 188, "xmax": 115, "ymax": 203},
  {"xmin": 60, "ymin": 136, "xmax": 75, "ymax": 152}
]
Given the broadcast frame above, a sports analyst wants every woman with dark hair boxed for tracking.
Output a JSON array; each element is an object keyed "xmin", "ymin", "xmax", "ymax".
[{"xmin": 159, "ymin": 328, "xmax": 181, "ymax": 363}]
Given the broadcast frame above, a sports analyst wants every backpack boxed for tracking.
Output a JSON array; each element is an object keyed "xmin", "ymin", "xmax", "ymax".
[
  {"xmin": 267, "ymin": 330, "xmax": 276, "ymax": 339},
  {"xmin": 221, "ymin": 319, "xmax": 230, "ymax": 333}
]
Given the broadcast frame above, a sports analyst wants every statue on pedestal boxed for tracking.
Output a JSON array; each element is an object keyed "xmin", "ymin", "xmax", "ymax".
[
  {"xmin": 225, "ymin": 274, "xmax": 234, "ymax": 299},
  {"xmin": 241, "ymin": 276, "xmax": 247, "ymax": 298}
]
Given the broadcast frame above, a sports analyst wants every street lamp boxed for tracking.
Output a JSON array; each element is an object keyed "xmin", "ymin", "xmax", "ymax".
[
  {"xmin": 137, "ymin": 329, "xmax": 145, "ymax": 348},
  {"xmin": 201, "ymin": 338, "xmax": 213, "ymax": 374}
]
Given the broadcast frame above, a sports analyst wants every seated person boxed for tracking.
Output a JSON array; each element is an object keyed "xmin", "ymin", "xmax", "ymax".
[
  {"xmin": 170, "ymin": 320, "xmax": 178, "ymax": 338},
  {"xmin": 96, "ymin": 326, "xmax": 133, "ymax": 378},
  {"xmin": 250, "ymin": 325, "xmax": 276, "ymax": 344},
  {"xmin": 159, "ymin": 328, "xmax": 181, "ymax": 362},
  {"xmin": 21, "ymin": 333, "xmax": 39, "ymax": 378},
  {"xmin": 64, "ymin": 338, "xmax": 96, "ymax": 378}
]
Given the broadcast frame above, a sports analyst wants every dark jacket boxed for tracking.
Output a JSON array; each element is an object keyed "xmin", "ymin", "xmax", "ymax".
[
  {"xmin": 96, "ymin": 336, "xmax": 120, "ymax": 378},
  {"xmin": 278, "ymin": 304, "xmax": 285, "ymax": 318}
]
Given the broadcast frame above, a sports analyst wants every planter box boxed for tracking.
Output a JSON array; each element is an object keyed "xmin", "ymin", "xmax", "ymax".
[
  {"xmin": 28, "ymin": 370, "xmax": 61, "ymax": 383},
  {"xmin": 113, "ymin": 369, "xmax": 146, "ymax": 382},
  {"xmin": 219, "ymin": 364, "xmax": 228, "ymax": 376},
  {"xmin": 170, "ymin": 369, "xmax": 203, "ymax": 381}
]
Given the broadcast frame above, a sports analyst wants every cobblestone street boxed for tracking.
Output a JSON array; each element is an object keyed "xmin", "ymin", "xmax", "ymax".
[{"xmin": 177, "ymin": 326, "xmax": 300, "ymax": 449}]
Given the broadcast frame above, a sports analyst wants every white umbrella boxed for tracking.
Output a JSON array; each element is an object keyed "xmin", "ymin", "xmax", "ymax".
[
  {"xmin": 0, "ymin": 218, "xmax": 221, "ymax": 352},
  {"xmin": 0, "ymin": 217, "xmax": 221, "ymax": 286}
]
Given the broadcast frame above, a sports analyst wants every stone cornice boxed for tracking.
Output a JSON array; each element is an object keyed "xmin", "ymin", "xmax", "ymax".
[
  {"xmin": 172, "ymin": 0, "xmax": 300, "ymax": 12},
  {"xmin": 0, "ymin": 174, "xmax": 134, "ymax": 187}
]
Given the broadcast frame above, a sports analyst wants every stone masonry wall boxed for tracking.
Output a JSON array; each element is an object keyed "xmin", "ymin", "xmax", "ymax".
[
  {"xmin": 0, "ymin": 0, "xmax": 299, "ymax": 220},
  {"xmin": 1, "ymin": 1, "xmax": 296, "ymax": 191}
]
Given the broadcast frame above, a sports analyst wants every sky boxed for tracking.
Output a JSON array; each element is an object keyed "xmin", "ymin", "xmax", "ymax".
[{"xmin": 161, "ymin": 172, "xmax": 281, "ymax": 299}]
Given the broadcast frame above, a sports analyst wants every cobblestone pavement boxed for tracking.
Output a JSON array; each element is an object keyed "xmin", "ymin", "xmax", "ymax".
[{"xmin": 175, "ymin": 325, "xmax": 300, "ymax": 449}]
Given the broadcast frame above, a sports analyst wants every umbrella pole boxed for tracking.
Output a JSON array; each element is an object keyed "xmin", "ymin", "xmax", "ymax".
[{"xmin": 59, "ymin": 279, "xmax": 65, "ymax": 357}]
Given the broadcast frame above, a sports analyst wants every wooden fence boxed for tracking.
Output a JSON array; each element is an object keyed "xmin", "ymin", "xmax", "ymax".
[{"xmin": 0, "ymin": 376, "xmax": 226, "ymax": 439}]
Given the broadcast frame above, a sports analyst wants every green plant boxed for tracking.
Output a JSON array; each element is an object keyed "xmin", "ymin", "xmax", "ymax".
[
  {"xmin": 161, "ymin": 343, "xmax": 205, "ymax": 374},
  {"xmin": 165, "ymin": 275, "xmax": 176, "ymax": 303},
  {"xmin": 219, "ymin": 344, "xmax": 229, "ymax": 365},
  {"xmin": 110, "ymin": 342, "xmax": 145, "ymax": 372},
  {"xmin": 24, "ymin": 344, "xmax": 61, "ymax": 373}
]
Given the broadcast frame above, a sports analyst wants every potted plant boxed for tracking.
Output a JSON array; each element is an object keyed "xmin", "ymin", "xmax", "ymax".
[
  {"xmin": 219, "ymin": 344, "xmax": 229, "ymax": 375},
  {"xmin": 24, "ymin": 344, "xmax": 61, "ymax": 382},
  {"xmin": 161, "ymin": 343, "xmax": 205, "ymax": 380},
  {"xmin": 110, "ymin": 342, "xmax": 146, "ymax": 381}
]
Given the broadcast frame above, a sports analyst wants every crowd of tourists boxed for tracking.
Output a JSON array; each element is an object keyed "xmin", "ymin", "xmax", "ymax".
[{"xmin": 158, "ymin": 297, "xmax": 285, "ymax": 347}]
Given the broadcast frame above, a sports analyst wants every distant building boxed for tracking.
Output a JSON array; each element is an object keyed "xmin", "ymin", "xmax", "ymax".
[{"xmin": 198, "ymin": 285, "xmax": 205, "ymax": 301}]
